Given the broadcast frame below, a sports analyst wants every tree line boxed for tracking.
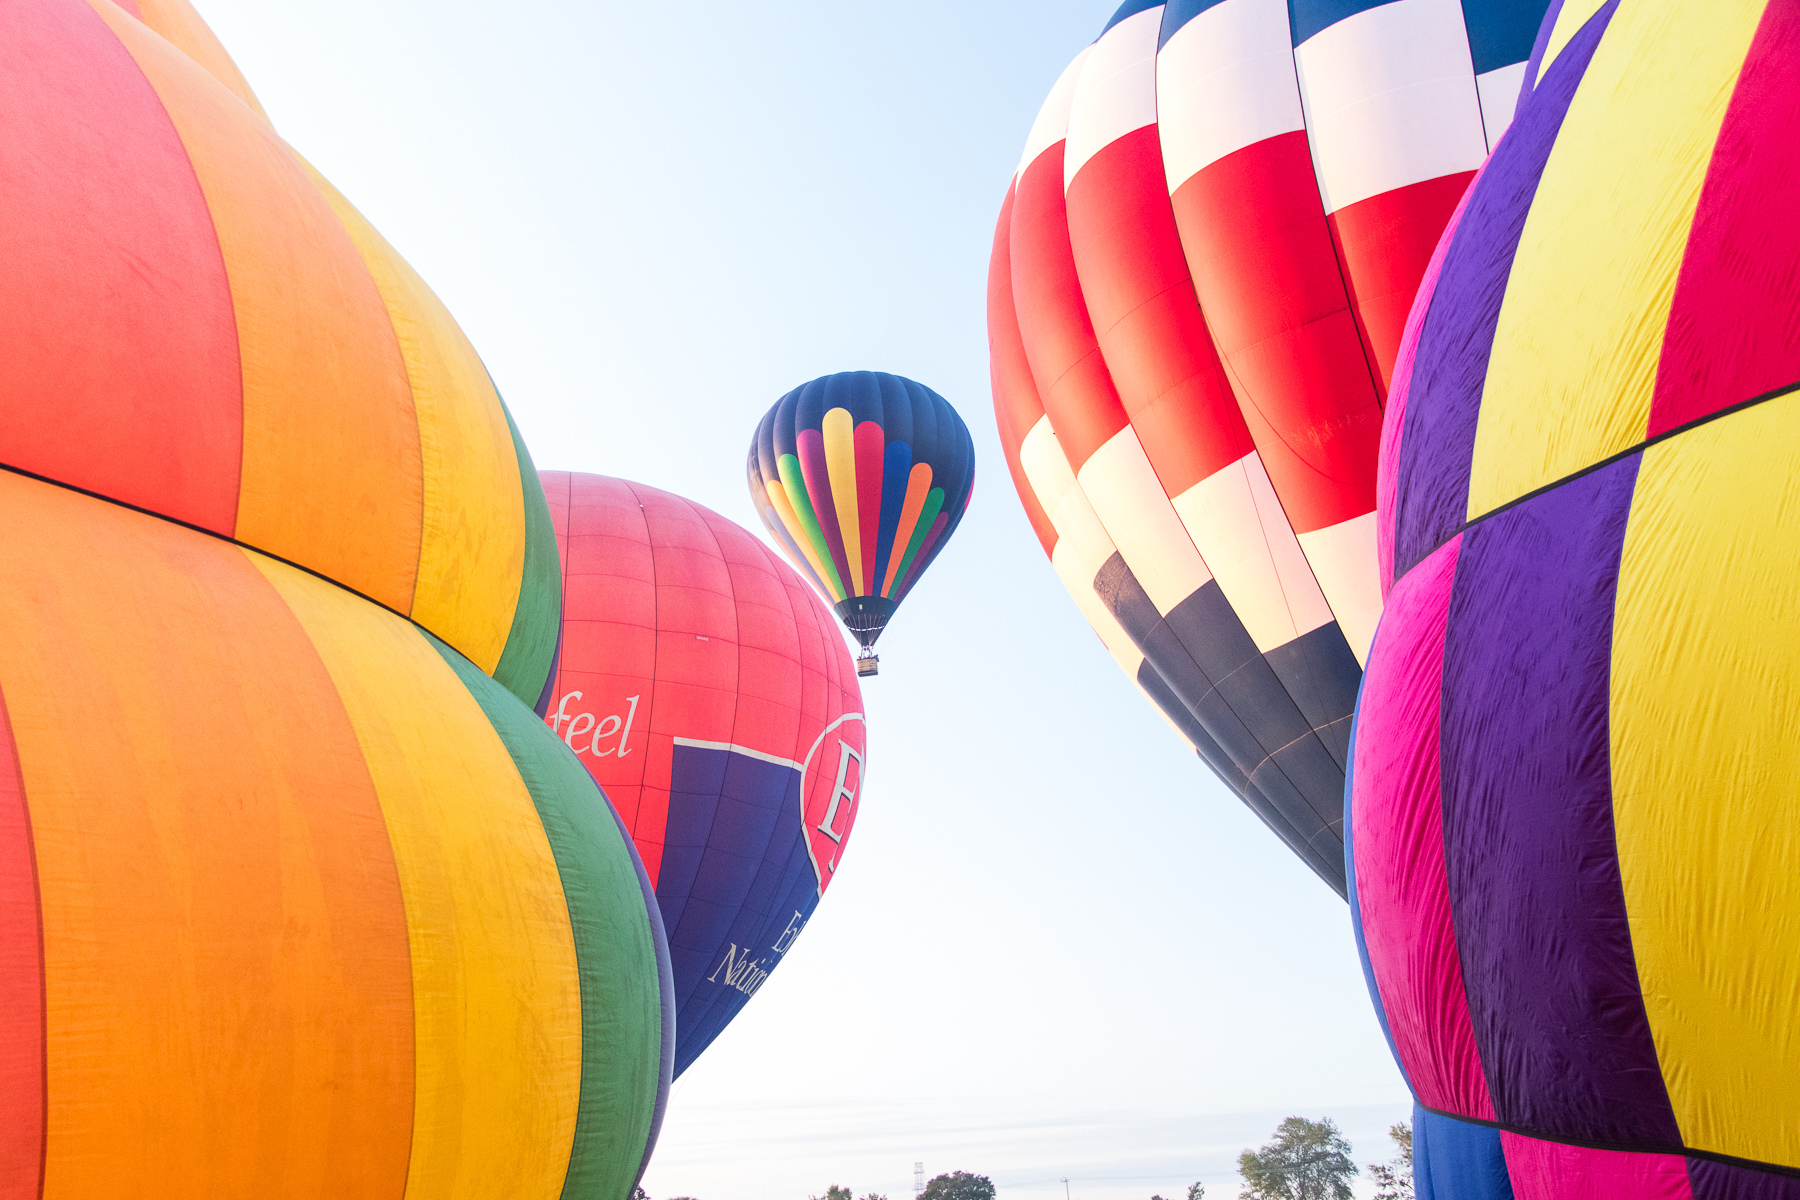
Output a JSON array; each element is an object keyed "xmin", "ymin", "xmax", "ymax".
[{"xmin": 632, "ymin": 1117, "xmax": 1414, "ymax": 1200}]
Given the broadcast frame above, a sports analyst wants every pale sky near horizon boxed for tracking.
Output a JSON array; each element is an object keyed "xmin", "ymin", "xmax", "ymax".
[{"xmin": 198, "ymin": 0, "xmax": 1412, "ymax": 1195}]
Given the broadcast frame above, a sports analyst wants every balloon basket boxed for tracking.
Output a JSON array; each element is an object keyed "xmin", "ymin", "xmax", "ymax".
[{"xmin": 855, "ymin": 652, "xmax": 879, "ymax": 678}]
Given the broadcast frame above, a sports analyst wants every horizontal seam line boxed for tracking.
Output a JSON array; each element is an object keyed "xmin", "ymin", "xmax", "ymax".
[
  {"xmin": 1454, "ymin": 376, "xmax": 1800, "ymax": 538},
  {"xmin": 0, "ymin": 459, "xmax": 491, "ymax": 678},
  {"xmin": 1413, "ymin": 1102, "xmax": 1800, "ymax": 1179}
]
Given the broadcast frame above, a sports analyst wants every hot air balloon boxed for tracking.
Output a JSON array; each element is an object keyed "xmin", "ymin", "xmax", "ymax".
[
  {"xmin": 749, "ymin": 371, "xmax": 975, "ymax": 676},
  {"xmin": 1351, "ymin": 0, "xmax": 1800, "ymax": 1192},
  {"xmin": 541, "ymin": 472, "xmax": 868, "ymax": 1077},
  {"xmin": 0, "ymin": 0, "xmax": 672, "ymax": 1192},
  {"xmin": 989, "ymin": 0, "xmax": 1550, "ymax": 894},
  {"xmin": 0, "ymin": 476, "xmax": 672, "ymax": 1198}
]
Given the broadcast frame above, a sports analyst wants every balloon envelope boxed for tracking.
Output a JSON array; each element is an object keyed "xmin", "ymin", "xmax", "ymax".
[
  {"xmin": 543, "ymin": 472, "xmax": 868, "ymax": 1077},
  {"xmin": 0, "ymin": 1, "xmax": 665, "ymax": 1191},
  {"xmin": 0, "ymin": 474, "xmax": 671, "ymax": 1197},
  {"xmin": 0, "ymin": 0, "xmax": 561, "ymax": 710},
  {"xmin": 1353, "ymin": 0, "xmax": 1800, "ymax": 1186},
  {"xmin": 989, "ymin": 0, "xmax": 1549, "ymax": 894},
  {"xmin": 749, "ymin": 371, "xmax": 974, "ymax": 655}
]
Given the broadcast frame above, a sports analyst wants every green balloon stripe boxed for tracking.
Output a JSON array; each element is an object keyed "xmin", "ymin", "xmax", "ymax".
[
  {"xmin": 425, "ymin": 630, "xmax": 664, "ymax": 1200},
  {"xmin": 492, "ymin": 394, "xmax": 563, "ymax": 712},
  {"xmin": 887, "ymin": 487, "xmax": 944, "ymax": 598},
  {"xmin": 777, "ymin": 453, "xmax": 847, "ymax": 600}
]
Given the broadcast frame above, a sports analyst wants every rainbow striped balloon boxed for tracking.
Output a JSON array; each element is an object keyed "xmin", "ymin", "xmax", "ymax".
[
  {"xmin": 0, "ymin": 474, "xmax": 671, "ymax": 1199},
  {"xmin": 748, "ymin": 372, "xmax": 974, "ymax": 657},
  {"xmin": 0, "ymin": 0, "xmax": 672, "ymax": 1193}
]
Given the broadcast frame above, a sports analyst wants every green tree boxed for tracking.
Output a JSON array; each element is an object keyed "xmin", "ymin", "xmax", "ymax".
[
  {"xmin": 918, "ymin": 1171, "xmax": 996, "ymax": 1200},
  {"xmin": 1237, "ymin": 1116, "xmax": 1358, "ymax": 1200},
  {"xmin": 1152, "ymin": 1185, "xmax": 1204, "ymax": 1200},
  {"xmin": 811, "ymin": 1186, "xmax": 887, "ymax": 1200},
  {"xmin": 1367, "ymin": 1120, "xmax": 1413, "ymax": 1200}
]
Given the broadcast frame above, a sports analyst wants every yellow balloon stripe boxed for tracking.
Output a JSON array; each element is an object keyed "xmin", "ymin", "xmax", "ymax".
[
  {"xmin": 822, "ymin": 407, "xmax": 864, "ymax": 595},
  {"xmin": 1533, "ymin": 0, "xmax": 1610, "ymax": 88},
  {"xmin": 301, "ymin": 160, "xmax": 526, "ymax": 676},
  {"xmin": 766, "ymin": 478, "xmax": 841, "ymax": 602},
  {"xmin": 1612, "ymin": 395, "xmax": 1800, "ymax": 1164},
  {"xmin": 251, "ymin": 551, "xmax": 582, "ymax": 1200},
  {"xmin": 1465, "ymin": 0, "xmax": 1761, "ymax": 520}
]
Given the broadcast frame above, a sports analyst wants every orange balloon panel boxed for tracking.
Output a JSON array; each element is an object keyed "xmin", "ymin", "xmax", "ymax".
[{"xmin": 0, "ymin": 0, "xmax": 558, "ymax": 708}]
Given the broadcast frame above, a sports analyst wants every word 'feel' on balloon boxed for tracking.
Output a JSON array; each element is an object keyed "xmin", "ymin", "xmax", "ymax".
[{"xmin": 548, "ymin": 691, "xmax": 640, "ymax": 759}]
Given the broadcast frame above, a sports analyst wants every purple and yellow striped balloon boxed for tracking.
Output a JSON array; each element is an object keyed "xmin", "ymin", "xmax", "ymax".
[
  {"xmin": 1350, "ymin": 0, "xmax": 1800, "ymax": 1193},
  {"xmin": 748, "ymin": 372, "xmax": 974, "ymax": 665}
]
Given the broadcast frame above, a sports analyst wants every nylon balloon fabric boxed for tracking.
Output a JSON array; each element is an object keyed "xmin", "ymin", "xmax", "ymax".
[
  {"xmin": 0, "ymin": 0, "xmax": 561, "ymax": 712},
  {"xmin": 543, "ymin": 473, "xmax": 868, "ymax": 1078},
  {"xmin": 0, "ymin": 2, "xmax": 672, "ymax": 1194},
  {"xmin": 0, "ymin": 474, "xmax": 672, "ymax": 1200},
  {"xmin": 748, "ymin": 371, "xmax": 974, "ymax": 651},
  {"xmin": 1353, "ymin": 0, "xmax": 1800, "ymax": 1190},
  {"xmin": 1400, "ymin": 1104, "xmax": 1715, "ymax": 1200},
  {"xmin": 989, "ymin": 0, "xmax": 1549, "ymax": 897}
]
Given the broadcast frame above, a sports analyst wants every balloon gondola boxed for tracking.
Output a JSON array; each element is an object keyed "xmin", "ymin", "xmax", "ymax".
[{"xmin": 748, "ymin": 371, "xmax": 975, "ymax": 676}]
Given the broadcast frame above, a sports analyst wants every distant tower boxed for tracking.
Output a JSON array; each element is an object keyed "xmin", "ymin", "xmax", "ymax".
[{"xmin": 914, "ymin": 1163, "xmax": 924, "ymax": 1194}]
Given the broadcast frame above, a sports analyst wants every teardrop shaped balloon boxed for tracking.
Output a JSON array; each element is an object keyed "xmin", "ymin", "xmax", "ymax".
[
  {"xmin": 748, "ymin": 371, "xmax": 975, "ymax": 674},
  {"xmin": 988, "ymin": 0, "xmax": 1551, "ymax": 894}
]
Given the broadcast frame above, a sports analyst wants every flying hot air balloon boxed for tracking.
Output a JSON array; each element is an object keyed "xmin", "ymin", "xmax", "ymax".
[
  {"xmin": 0, "ymin": 0, "xmax": 672, "ymax": 1192},
  {"xmin": 542, "ymin": 472, "xmax": 867, "ymax": 1077},
  {"xmin": 748, "ymin": 371, "xmax": 975, "ymax": 676},
  {"xmin": 1352, "ymin": 0, "xmax": 1800, "ymax": 1193},
  {"xmin": 990, "ymin": 0, "xmax": 1550, "ymax": 894}
]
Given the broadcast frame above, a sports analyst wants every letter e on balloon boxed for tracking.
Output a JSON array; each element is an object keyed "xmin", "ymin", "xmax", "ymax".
[{"xmin": 798, "ymin": 713, "xmax": 865, "ymax": 891}]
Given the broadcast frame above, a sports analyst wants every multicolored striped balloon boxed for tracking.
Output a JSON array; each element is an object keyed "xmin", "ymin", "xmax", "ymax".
[
  {"xmin": 542, "ymin": 473, "xmax": 866, "ymax": 1078},
  {"xmin": 748, "ymin": 372, "xmax": 974, "ymax": 665},
  {"xmin": 990, "ymin": 0, "xmax": 1548, "ymax": 895},
  {"xmin": 0, "ymin": 474, "xmax": 672, "ymax": 1199},
  {"xmin": 1353, "ymin": 0, "xmax": 1800, "ymax": 1190},
  {"xmin": 0, "ymin": 0, "xmax": 561, "ymax": 712},
  {"xmin": 0, "ymin": 0, "xmax": 672, "ymax": 1193}
]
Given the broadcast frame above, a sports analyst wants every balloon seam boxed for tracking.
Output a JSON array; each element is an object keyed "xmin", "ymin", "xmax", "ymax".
[
  {"xmin": 1281, "ymin": 23, "xmax": 1388, "ymax": 408},
  {"xmin": 1411, "ymin": 1102, "xmax": 1800, "ymax": 1178},
  {"xmin": 0, "ymin": 459, "xmax": 501, "ymax": 682},
  {"xmin": 1445, "ymin": 375, "xmax": 1800, "ymax": 544}
]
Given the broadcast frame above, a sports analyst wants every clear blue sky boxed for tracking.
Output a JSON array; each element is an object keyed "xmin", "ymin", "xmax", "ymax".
[{"xmin": 200, "ymin": 0, "xmax": 1411, "ymax": 1195}]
